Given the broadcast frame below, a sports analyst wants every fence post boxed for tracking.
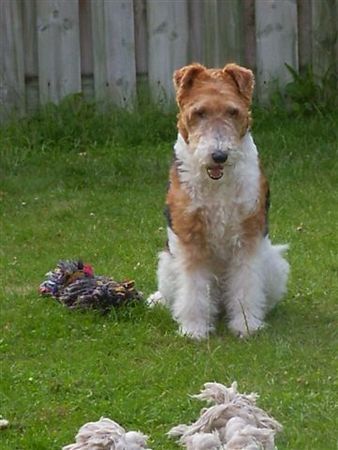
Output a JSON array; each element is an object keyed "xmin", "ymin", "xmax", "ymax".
[
  {"xmin": 311, "ymin": 0, "xmax": 337, "ymax": 79},
  {"xmin": 91, "ymin": 0, "xmax": 136, "ymax": 108},
  {"xmin": 36, "ymin": 0, "xmax": 81, "ymax": 105},
  {"xmin": 255, "ymin": 0, "xmax": 298, "ymax": 103},
  {"xmin": 147, "ymin": 0, "xmax": 189, "ymax": 104},
  {"xmin": 0, "ymin": 0, "xmax": 25, "ymax": 121}
]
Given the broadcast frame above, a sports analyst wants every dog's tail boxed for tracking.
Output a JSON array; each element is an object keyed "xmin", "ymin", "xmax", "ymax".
[{"xmin": 265, "ymin": 243, "xmax": 289, "ymax": 309}]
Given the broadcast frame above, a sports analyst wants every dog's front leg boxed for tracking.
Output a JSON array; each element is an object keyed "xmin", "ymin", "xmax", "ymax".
[
  {"xmin": 226, "ymin": 256, "xmax": 266, "ymax": 338},
  {"xmin": 173, "ymin": 267, "xmax": 215, "ymax": 340}
]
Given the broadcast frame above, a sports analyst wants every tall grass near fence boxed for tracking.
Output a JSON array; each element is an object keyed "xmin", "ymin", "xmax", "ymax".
[{"xmin": 0, "ymin": 100, "xmax": 337, "ymax": 449}]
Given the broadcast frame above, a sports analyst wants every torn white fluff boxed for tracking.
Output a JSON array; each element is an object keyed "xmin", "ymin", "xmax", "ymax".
[
  {"xmin": 185, "ymin": 433, "xmax": 222, "ymax": 450},
  {"xmin": 0, "ymin": 419, "xmax": 9, "ymax": 429},
  {"xmin": 192, "ymin": 382, "xmax": 249, "ymax": 405},
  {"xmin": 63, "ymin": 417, "xmax": 151, "ymax": 450},
  {"xmin": 184, "ymin": 431, "xmax": 223, "ymax": 450},
  {"xmin": 168, "ymin": 382, "xmax": 282, "ymax": 450}
]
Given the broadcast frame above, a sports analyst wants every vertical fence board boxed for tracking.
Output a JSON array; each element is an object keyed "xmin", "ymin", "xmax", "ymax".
[
  {"xmin": 105, "ymin": 0, "xmax": 136, "ymax": 107},
  {"xmin": 91, "ymin": 0, "xmax": 136, "ymax": 107},
  {"xmin": 255, "ymin": 0, "xmax": 298, "ymax": 102},
  {"xmin": 218, "ymin": 0, "xmax": 244, "ymax": 65},
  {"xmin": 188, "ymin": 0, "xmax": 204, "ymax": 63},
  {"xmin": 36, "ymin": 0, "xmax": 81, "ymax": 104},
  {"xmin": 0, "ymin": 0, "xmax": 25, "ymax": 121},
  {"xmin": 203, "ymin": 0, "xmax": 244, "ymax": 67},
  {"xmin": 134, "ymin": 0, "xmax": 148, "ymax": 76},
  {"xmin": 203, "ymin": 0, "xmax": 219, "ymax": 66},
  {"xmin": 147, "ymin": 0, "xmax": 189, "ymax": 102},
  {"xmin": 311, "ymin": 0, "xmax": 337, "ymax": 78}
]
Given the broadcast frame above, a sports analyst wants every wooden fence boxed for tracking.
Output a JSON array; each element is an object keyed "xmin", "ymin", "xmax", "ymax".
[{"xmin": 1, "ymin": 0, "xmax": 337, "ymax": 121}]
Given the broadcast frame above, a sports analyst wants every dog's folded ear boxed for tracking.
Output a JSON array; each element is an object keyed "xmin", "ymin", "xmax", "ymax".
[
  {"xmin": 173, "ymin": 63, "xmax": 206, "ymax": 92},
  {"xmin": 223, "ymin": 64, "xmax": 255, "ymax": 103}
]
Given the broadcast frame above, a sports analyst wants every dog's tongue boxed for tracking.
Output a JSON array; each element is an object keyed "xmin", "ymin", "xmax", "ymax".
[{"xmin": 207, "ymin": 166, "xmax": 223, "ymax": 180}]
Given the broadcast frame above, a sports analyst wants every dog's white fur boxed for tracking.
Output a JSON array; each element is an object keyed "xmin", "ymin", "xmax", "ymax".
[{"xmin": 148, "ymin": 64, "xmax": 289, "ymax": 339}]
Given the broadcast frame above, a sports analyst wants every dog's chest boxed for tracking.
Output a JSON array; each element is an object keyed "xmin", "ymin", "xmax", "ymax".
[
  {"xmin": 187, "ymin": 175, "xmax": 260, "ymax": 259},
  {"xmin": 201, "ymin": 196, "xmax": 243, "ymax": 254}
]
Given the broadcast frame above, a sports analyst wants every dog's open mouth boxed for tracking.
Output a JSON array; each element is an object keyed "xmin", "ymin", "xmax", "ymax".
[{"xmin": 206, "ymin": 165, "xmax": 224, "ymax": 180}]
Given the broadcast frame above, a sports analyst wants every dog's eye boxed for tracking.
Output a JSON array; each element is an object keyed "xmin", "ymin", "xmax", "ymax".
[
  {"xmin": 195, "ymin": 108, "xmax": 207, "ymax": 119},
  {"xmin": 227, "ymin": 106, "xmax": 239, "ymax": 117}
]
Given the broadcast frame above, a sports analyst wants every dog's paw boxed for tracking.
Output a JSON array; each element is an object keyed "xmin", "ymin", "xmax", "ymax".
[
  {"xmin": 146, "ymin": 291, "xmax": 166, "ymax": 308},
  {"xmin": 228, "ymin": 316, "xmax": 265, "ymax": 338},
  {"xmin": 178, "ymin": 322, "xmax": 214, "ymax": 340}
]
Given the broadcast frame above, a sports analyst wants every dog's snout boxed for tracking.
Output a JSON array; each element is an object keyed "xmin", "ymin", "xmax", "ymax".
[{"xmin": 211, "ymin": 150, "xmax": 228, "ymax": 164}]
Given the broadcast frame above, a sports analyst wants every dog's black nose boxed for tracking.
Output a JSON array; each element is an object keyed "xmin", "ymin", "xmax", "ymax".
[{"xmin": 211, "ymin": 150, "xmax": 228, "ymax": 164}]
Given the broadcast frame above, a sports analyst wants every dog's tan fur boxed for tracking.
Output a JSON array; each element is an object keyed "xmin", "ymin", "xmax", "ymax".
[{"xmin": 166, "ymin": 163, "xmax": 209, "ymax": 271}]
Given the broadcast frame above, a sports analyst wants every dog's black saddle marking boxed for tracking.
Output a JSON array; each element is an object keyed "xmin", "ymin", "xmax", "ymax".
[
  {"xmin": 164, "ymin": 204, "xmax": 172, "ymax": 229},
  {"xmin": 263, "ymin": 186, "xmax": 270, "ymax": 237}
]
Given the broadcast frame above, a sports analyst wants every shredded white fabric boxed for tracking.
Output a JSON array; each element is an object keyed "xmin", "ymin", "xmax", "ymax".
[
  {"xmin": 62, "ymin": 417, "xmax": 151, "ymax": 450},
  {"xmin": 168, "ymin": 382, "xmax": 282, "ymax": 450},
  {"xmin": 61, "ymin": 383, "xmax": 282, "ymax": 450},
  {"xmin": 0, "ymin": 419, "xmax": 9, "ymax": 430}
]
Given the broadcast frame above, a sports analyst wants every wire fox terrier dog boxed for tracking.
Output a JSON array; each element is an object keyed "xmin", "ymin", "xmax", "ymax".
[{"xmin": 148, "ymin": 63, "xmax": 289, "ymax": 339}]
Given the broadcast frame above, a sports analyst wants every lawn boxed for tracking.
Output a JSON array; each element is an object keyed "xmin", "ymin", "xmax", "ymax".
[{"xmin": 0, "ymin": 100, "xmax": 337, "ymax": 449}]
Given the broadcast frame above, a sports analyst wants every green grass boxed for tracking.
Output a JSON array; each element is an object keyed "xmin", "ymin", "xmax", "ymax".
[{"xmin": 0, "ymin": 100, "xmax": 337, "ymax": 449}]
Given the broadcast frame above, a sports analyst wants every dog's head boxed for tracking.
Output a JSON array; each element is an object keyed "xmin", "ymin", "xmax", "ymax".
[{"xmin": 173, "ymin": 63, "xmax": 254, "ymax": 180}]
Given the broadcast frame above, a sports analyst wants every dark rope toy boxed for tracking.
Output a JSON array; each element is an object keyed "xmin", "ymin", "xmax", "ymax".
[{"xmin": 39, "ymin": 260, "xmax": 142, "ymax": 312}]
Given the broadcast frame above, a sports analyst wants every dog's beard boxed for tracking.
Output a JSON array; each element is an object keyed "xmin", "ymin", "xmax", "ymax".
[
  {"xmin": 194, "ymin": 138, "xmax": 239, "ymax": 181},
  {"xmin": 174, "ymin": 133, "xmax": 242, "ymax": 184}
]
